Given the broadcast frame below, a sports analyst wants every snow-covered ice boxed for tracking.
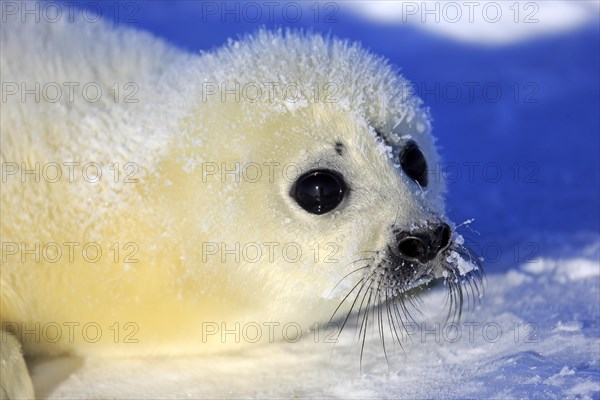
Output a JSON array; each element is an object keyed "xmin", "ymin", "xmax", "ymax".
[{"xmin": 30, "ymin": 248, "xmax": 599, "ymax": 399}]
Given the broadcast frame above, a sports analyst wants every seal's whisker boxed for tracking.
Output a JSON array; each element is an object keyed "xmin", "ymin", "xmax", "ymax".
[
  {"xmin": 464, "ymin": 278, "xmax": 474, "ymax": 312},
  {"xmin": 343, "ymin": 275, "xmax": 371, "ymax": 346},
  {"xmin": 332, "ymin": 268, "xmax": 379, "ymax": 345},
  {"xmin": 456, "ymin": 282, "xmax": 465, "ymax": 321},
  {"xmin": 449, "ymin": 280, "xmax": 458, "ymax": 323},
  {"xmin": 359, "ymin": 285, "xmax": 375, "ymax": 372},
  {"xmin": 398, "ymin": 292, "xmax": 419, "ymax": 326},
  {"xmin": 405, "ymin": 293, "xmax": 425, "ymax": 318},
  {"xmin": 471, "ymin": 274, "xmax": 483, "ymax": 302},
  {"xmin": 329, "ymin": 275, "xmax": 366, "ymax": 326},
  {"xmin": 392, "ymin": 295, "xmax": 413, "ymax": 346},
  {"xmin": 454, "ymin": 219, "xmax": 480, "ymax": 237},
  {"xmin": 358, "ymin": 282, "xmax": 375, "ymax": 339},
  {"xmin": 449, "ymin": 281, "xmax": 461, "ymax": 324},
  {"xmin": 375, "ymin": 282, "xmax": 390, "ymax": 368},
  {"xmin": 327, "ymin": 263, "xmax": 372, "ymax": 299},
  {"xmin": 385, "ymin": 290, "xmax": 404, "ymax": 350},
  {"xmin": 443, "ymin": 276, "xmax": 456, "ymax": 324},
  {"xmin": 442, "ymin": 266, "xmax": 464, "ymax": 324}
]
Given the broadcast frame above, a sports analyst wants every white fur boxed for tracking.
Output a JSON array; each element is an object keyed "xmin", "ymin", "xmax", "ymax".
[{"xmin": 1, "ymin": 11, "xmax": 445, "ymax": 367}]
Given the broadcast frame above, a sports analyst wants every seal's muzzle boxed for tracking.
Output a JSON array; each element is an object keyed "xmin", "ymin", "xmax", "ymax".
[{"xmin": 396, "ymin": 223, "xmax": 452, "ymax": 263}]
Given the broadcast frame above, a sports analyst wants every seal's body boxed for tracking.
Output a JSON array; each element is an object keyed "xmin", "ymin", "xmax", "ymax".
[{"xmin": 1, "ymin": 14, "xmax": 479, "ymax": 399}]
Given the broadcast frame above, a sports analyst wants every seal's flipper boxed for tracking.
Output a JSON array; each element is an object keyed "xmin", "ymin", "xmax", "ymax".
[{"xmin": 0, "ymin": 330, "xmax": 34, "ymax": 400}]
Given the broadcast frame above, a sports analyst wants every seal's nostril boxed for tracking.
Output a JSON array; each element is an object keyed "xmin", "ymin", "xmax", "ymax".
[
  {"xmin": 398, "ymin": 237, "xmax": 427, "ymax": 260},
  {"xmin": 439, "ymin": 223, "xmax": 452, "ymax": 250},
  {"xmin": 395, "ymin": 223, "xmax": 452, "ymax": 263}
]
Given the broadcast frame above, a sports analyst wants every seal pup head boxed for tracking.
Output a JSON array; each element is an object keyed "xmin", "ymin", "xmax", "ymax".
[{"xmin": 159, "ymin": 30, "xmax": 482, "ymax": 349}]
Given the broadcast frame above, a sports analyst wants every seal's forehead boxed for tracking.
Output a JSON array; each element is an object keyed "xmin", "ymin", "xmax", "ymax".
[{"xmin": 198, "ymin": 29, "xmax": 430, "ymax": 137}]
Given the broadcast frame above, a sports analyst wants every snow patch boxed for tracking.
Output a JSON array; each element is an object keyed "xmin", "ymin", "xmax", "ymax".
[
  {"xmin": 553, "ymin": 321, "xmax": 583, "ymax": 333},
  {"xmin": 565, "ymin": 380, "xmax": 600, "ymax": 398},
  {"xmin": 446, "ymin": 249, "xmax": 477, "ymax": 276},
  {"xmin": 344, "ymin": 1, "xmax": 599, "ymax": 45},
  {"xmin": 522, "ymin": 257, "xmax": 600, "ymax": 283}
]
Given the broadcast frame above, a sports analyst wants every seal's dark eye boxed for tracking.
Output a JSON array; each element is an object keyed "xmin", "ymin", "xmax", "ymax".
[
  {"xmin": 400, "ymin": 141, "xmax": 428, "ymax": 187},
  {"xmin": 292, "ymin": 170, "xmax": 346, "ymax": 214}
]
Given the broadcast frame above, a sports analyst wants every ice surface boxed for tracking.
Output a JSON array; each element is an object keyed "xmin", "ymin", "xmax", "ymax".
[{"xmin": 30, "ymin": 252, "xmax": 599, "ymax": 399}]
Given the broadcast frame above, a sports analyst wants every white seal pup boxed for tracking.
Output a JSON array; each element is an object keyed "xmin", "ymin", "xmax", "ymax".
[{"xmin": 0, "ymin": 13, "xmax": 481, "ymax": 399}]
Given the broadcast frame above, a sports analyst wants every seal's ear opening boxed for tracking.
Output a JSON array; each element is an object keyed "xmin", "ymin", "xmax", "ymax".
[
  {"xmin": 400, "ymin": 140, "xmax": 428, "ymax": 187},
  {"xmin": 291, "ymin": 170, "xmax": 347, "ymax": 214}
]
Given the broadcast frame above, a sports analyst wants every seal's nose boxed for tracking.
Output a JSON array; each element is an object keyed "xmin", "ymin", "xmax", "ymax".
[{"xmin": 397, "ymin": 223, "xmax": 452, "ymax": 263}]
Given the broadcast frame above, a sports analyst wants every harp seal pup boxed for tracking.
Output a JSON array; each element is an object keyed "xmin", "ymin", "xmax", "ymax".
[{"xmin": 0, "ymin": 14, "xmax": 481, "ymax": 399}]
